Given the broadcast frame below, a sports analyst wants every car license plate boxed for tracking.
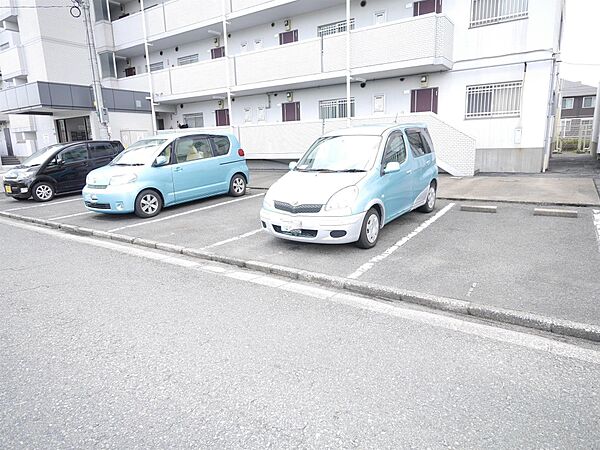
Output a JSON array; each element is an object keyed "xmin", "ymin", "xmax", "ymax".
[
  {"xmin": 281, "ymin": 220, "xmax": 301, "ymax": 232},
  {"xmin": 4, "ymin": 185, "xmax": 11, "ymax": 194}
]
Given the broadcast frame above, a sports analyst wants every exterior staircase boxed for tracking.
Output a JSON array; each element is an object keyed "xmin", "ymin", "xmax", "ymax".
[{"xmin": 1, "ymin": 155, "xmax": 21, "ymax": 166}]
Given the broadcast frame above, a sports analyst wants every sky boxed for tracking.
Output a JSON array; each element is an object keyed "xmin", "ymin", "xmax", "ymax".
[{"xmin": 560, "ymin": 0, "xmax": 600, "ymax": 86}]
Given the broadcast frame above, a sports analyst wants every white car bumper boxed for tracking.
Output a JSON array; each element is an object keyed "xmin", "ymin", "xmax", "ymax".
[{"xmin": 260, "ymin": 208, "xmax": 366, "ymax": 244}]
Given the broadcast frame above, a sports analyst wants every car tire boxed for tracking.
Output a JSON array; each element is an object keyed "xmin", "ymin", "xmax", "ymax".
[
  {"xmin": 134, "ymin": 189, "xmax": 163, "ymax": 218},
  {"xmin": 418, "ymin": 182, "xmax": 437, "ymax": 213},
  {"xmin": 229, "ymin": 174, "xmax": 246, "ymax": 197},
  {"xmin": 356, "ymin": 207, "xmax": 381, "ymax": 249},
  {"xmin": 31, "ymin": 182, "xmax": 55, "ymax": 202}
]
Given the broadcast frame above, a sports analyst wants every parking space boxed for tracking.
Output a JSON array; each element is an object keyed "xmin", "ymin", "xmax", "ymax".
[{"xmin": 2, "ymin": 184, "xmax": 599, "ymax": 326}]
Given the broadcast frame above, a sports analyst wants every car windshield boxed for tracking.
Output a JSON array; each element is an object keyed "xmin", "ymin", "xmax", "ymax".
[
  {"xmin": 296, "ymin": 135, "xmax": 381, "ymax": 172},
  {"xmin": 110, "ymin": 139, "xmax": 167, "ymax": 166},
  {"xmin": 19, "ymin": 144, "xmax": 65, "ymax": 168}
]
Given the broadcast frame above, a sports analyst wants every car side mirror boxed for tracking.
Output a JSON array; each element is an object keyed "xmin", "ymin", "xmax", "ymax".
[
  {"xmin": 383, "ymin": 161, "xmax": 401, "ymax": 174},
  {"xmin": 154, "ymin": 155, "xmax": 168, "ymax": 167},
  {"xmin": 288, "ymin": 161, "xmax": 297, "ymax": 171}
]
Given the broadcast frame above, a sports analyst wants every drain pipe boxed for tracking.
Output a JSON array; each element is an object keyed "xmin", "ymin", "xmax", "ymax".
[{"xmin": 590, "ymin": 83, "xmax": 600, "ymax": 160}]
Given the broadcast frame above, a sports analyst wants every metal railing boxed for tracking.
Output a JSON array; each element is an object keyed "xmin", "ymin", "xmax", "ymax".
[{"xmin": 470, "ymin": 0, "xmax": 528, "ymax": 28}]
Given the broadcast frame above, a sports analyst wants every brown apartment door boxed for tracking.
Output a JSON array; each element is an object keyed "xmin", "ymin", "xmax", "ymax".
[
  {"xmin": 215, "ymin": 109, "xmax": 230, "ymax": 126},
  {"xmin": 413, "ymin": 0, "xmax": 442, "ymax": 15},
  {"xmin": 282, "ymin": 102, "xmax": 301, "ymax": 122},
  {"xmin": 279, "ymin": 30, "xmax": 298, "ymax": 45},
  {"xmin": 411, "ymin": 88, "xmax": 438, "ymax": 114}
]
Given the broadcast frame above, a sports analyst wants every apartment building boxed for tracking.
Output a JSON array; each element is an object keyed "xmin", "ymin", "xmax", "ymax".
[
  {"xmin": 1, "ymin": 0, "xmax": 564, "ymax": 175},
  {"xmin": 0, "ymin": 0, "xmax": 153, "ymax": 164},
  {"xmin": 558, "ymin": 80, "xmax": 596, "ymax": 137}
]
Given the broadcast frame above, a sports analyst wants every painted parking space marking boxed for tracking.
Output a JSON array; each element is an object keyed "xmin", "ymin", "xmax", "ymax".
[
  {"xmin": 593, "ymin": 210, "xmax": 600, "ymax": 253},
  {"xmin": 2, "ymin": 215, "xmax": 600, "ymax": 365},
  {"xmin": 202, "ymin": 228, "xmax": 263, "ymax": 250},
  {"xmin": 4, "ymin": 197, "xmax": 82, "ymax": 212},
  {"xmin": 107, "ymin": 193, "xmax": 264, "ymax": 233},
  {"xmin": 347, "ymin": 203, "xmax": 455, "ymax": 279},
  {"xmin": 49, "ymin": 211, "xmax": 95, "ymax": 221}
]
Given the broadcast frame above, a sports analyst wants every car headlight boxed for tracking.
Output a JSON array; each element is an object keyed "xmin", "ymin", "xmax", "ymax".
[
  {"xmin": 324, "ymin": 186, "xmax": 359, "ymax": 212},
  {"xmin": 16, "ymin": 170, "xmax": 36, "ymax": 182},
  {"xmin": 262, "ymin": 188, "xmax": 275, "ymax": 209},
  {"xmin": 109, "ymin": 174, "xmax": 138, "ymax": 185}
]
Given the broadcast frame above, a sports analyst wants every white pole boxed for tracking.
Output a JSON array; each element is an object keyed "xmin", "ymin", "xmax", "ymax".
[
  {"xmin": 140, "ymin": 0, "xmax": 157, "ymax": 135},
  {"xmin": 590, "ymin": 83, "xmax": 600, "ymax": 159},
  {"xmin": 345, "ymin": 0, "xmax": 351, "ymax": 127},
  {"xmin": 223, "ymin": 1, "xmax": 232, "ymax": 127}
]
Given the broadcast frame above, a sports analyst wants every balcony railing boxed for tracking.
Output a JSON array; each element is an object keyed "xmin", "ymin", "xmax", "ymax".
[
  {"xmin": 0, "ymin": 0, "xmax": 17, "ymax": 21},
  {"xmin": 0, "ymin": 45, "xmax": 27, "ymax": 79}
]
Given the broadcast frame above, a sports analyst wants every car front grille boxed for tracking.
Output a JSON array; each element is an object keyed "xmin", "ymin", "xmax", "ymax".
[
  {"xmin": 274, "ymin": 201, "xmax": 322, "ymax": 214},
  {"xmin": 272, "ymin": 225, "xmax": 318, "ymax": 238},
  {"xmin": 87, "ymin": 184, "xmax": 107, "ymax": 190},
  {"xmin": 85, "ymin": 201, "xmax": 111, "ymax": 210}
]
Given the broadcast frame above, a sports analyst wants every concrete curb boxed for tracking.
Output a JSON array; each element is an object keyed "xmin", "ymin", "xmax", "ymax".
[
  {"xmin": 533, "ymin": 208, "xmax": 578, "ymax": 218},
  {"xmin": 438, "ymin": 196, "xmax": 600, "ymax": 208},
  {"xmin": 2, "ymin": 210, "xmax": 600, "ymax": 343},
  {"xmin": 460, "ymin": 205, "xmax": 498, "ymax": 213}
]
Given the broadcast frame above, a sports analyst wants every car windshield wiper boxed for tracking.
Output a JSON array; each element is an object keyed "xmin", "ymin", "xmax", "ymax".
[
  {"xmin": 303, "ymin": 168, "xmax": 339, "ymax": 173},
  {"xmin": 336, "ymin": 169, "xmax": 367, "ymax": 173},
  {"xmin": 112, "ymin": 163, "xmax": 144, "ymax": 166}
]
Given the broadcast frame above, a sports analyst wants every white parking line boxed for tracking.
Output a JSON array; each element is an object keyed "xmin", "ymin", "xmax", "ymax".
[
  {"xmin": 347, "ymin": 203, "xmax": 456, "ymax": 279},
  {"xmin": 5, "ymin": 197, "xmax": 82, "ymax": 212},
  {"xmin": 107, "ymin": 193, "xmax": 264, "ymax": 233},
  {"xmin": 49, "ymin": 211, "xmax": 95, "ymax": 221},
  {"xmin": 2, "ymin": 216, "xmax": 600, "ymax": 365},
  {"xmin": 202, "ymin": 228, "xmax": 263, "ymax": 250},
  {"xmin": 593, "ymin": 210, "xmax": 600, "ymax": 253}
]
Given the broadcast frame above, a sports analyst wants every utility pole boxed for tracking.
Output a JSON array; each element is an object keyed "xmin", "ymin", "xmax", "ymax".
[{"xmin": 73, "ymin": 0, "xmax": 110, "ymax": 140}]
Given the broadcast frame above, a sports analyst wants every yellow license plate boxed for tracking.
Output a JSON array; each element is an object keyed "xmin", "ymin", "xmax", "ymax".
[{"xmin": 4, "ymin": 185, "xmax": 11, "ymax": 194}]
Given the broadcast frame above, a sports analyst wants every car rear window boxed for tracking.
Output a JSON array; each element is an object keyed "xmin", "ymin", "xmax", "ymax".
[{"xmin": 212, "ymin": 136, "xmax": 230, "ymax": 156}]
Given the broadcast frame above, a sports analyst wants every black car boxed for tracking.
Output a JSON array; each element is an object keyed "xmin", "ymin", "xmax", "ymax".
[{"xmin": 3, "ymin": 140, "xmax": 124, "ymax": 202}]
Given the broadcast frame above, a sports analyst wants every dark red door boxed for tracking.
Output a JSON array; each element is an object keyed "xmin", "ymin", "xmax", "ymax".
[
  {"xmin": 282, "ymin": 102, "xmax": 301, "ymax": 122},
  {"xmin": 413, "ymin": 0, "xmax": 442, "ymax": 16},
  {"xmin": 411, "ymin": 88, "xmax": 438, "ymax": 114},
  {"xmin": 279, "ymin": 30, "xmax": 298, "ymax": 45},
  {"xmin": 211, "ymin": 46, "xmax": 225, "ymax": 59},
  {"xmin": 215, "ymin": 109, "xmax": 230, "ymax": 126}
]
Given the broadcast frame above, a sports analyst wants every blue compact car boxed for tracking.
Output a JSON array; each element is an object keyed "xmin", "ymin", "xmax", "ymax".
[
  {"xmin": 82, "ymin": 132, "xmax": 249, "ymax": 218},
  {"xmin": 260, "ymin": 123, "xmax": 438, "ymax": 248}
]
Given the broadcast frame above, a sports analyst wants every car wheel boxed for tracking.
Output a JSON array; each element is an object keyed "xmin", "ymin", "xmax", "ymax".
[
  {"xmin": 31, "ymin": 182, "xmax": 55, "ymax": 202},
  {"xmin": 356, "ymin": 207, "xmax": 381, "ymax": 249},
  {"xmin": 419, "ymin": 182, "xmax": 437, "ymax": 213},
  {"xmin": 134, "ymin": 189, "xmax": 163, "ymax": 218},
  {"xmin": 229, "ymin": 174, "xmax": 246, "ymax": 197}
]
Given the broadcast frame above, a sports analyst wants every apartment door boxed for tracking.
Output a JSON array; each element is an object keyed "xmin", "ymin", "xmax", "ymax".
[
  {"xmin": 282, "ymin": 102, "xmax": 301, "ymax": 122},
  {"xmin": 3, "ymin": 128, "xmax": 13, "ymax": 156},
  {"xmin": 413, "ymin": 0, "xmax": 442, "ymax": 15},
  {"xmin": 279, "ymin": 30, "xmax": 298, "ymax": 45},
  {"xmin": 215, "ymin": 109, "xmax": 230, "ymax": 126},
  {"xmin": 411, "ymin": 88, "xmax": 438, "ymax": 114}
]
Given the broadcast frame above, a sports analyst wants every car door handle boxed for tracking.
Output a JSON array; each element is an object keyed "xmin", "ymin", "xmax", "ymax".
[
  {"xmin": 174, "ymin": 167, "xmax": 183, "ymax": 172},
  {"xmin": 405, "ymin": 169, "xmax": 413, "ymax": 174}
]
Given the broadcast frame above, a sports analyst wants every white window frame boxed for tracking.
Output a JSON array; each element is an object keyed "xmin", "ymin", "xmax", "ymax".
[
  {"xmin": 319, "ymin": 98, "xmax": 355, "ymax": 120},
  {"xmin": 177, "ymin": 54, "xmax": 199, "ymax": 66},
  {"xmin": 465, "ymin": 81, "xmax": 523, "ymax": 119},
  {"xmin": 562, "ymin": 97, "xmax": 574, "ymax": 110},
  {"xmin": 317, "ymin": 18, "xmax": 356, "ymax": 37},
  {"xmin": 183, "ymin": 112, "xmax": 204, "ymax": 128},
  {"xmin": 373, "ymin": 94, "xmax": 386, "ymax": 113},
  {"xmin": 469, "ymin": 0, "xmax": 529, "ymax": 28},
  {"xmin": 582, "ymin": 96, "xmax": 596, "ymax": 109}
]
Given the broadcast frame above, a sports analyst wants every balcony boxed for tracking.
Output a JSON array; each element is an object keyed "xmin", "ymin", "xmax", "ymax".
[
  {"xmin": 0, "ymin": 45, "xmax": 27, "ymax": 79},
  {"xmin": 112, "ymin": 0, "xmax": 223, "ymax": 50},
  {"xmin": 0, "ymin": 0, "xmax": 17, "ymax": 22},
  {"xmin": 235, "ymin": 14, "xmax": 453, "ymax": 90}
]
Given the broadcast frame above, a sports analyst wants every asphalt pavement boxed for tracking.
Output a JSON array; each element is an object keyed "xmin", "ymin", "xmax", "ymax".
[{"xmin": 1, "ymin": 220, "xmax": 599, "ymax": 448}]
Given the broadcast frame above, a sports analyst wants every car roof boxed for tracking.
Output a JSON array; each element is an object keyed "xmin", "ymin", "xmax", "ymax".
[
  {"xmin": 321, "ymin": 123, "xmax": 428, "ymax": 137},
  {"xmin": 154, "ymin": 131, "xmax": 235, "ymax": 141}
]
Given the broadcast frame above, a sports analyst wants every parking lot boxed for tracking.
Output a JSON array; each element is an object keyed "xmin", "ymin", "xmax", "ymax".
[{"xmin": 1, "ymin": 176, "xmax": 599, "ymax": 327}]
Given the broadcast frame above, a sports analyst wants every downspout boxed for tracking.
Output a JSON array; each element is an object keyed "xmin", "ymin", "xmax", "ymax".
[
  {"xmin": 345, "ymin": 0, "xmax": 351, "ymax": 127},
  {"xmin": 140, "ymin": 0, "xmax": 157, "ymax": 135}
]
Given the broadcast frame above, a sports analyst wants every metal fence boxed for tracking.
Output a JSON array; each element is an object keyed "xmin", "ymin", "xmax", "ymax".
[{"xmin": 554, "ymin": 119, "xmax": 593, "ymax": 153}]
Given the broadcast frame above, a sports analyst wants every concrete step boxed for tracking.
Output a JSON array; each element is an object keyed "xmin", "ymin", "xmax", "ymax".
[{"xmin": 1, "ymin": 156, "xmax": 20, "ymax": 166}]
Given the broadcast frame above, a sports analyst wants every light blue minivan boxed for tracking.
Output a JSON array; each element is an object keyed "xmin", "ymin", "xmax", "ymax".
[
  {"xmin": 82, "ymin": 132, "xmax": 249, "ymax": 218},
  {"xmin": 260, "ymin": 124, "xmax": 438, "ymax": 248}
]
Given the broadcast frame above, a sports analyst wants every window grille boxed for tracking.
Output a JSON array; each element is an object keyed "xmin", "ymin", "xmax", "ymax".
[
  {"xmin": 470, "ymin": 0, "xmax": 528, "ymax": 28},
  {"xmin": 317, "ymin": 18, "xmax": 355, "ymax": 37},
  {"xmin": 149, "ymin": 61, "xmax": 164, "ymax": 72},
  {"xmin": 177, "ymin": 54, "xmax": 199, "ymax": 66},
  {"xmin": 319, "ymin": 98, "xmax": 356, "ymax": 119},
  {"xmin": 465, "ymin": 81, "xmax": 522, "ymax": 119}
]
